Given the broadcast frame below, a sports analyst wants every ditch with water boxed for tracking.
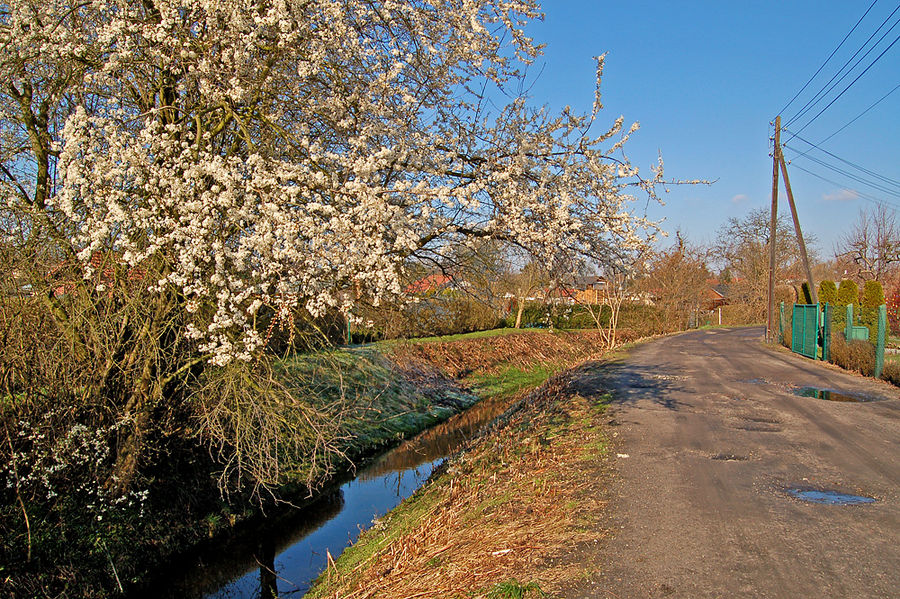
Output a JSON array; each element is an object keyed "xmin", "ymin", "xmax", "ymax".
[{"xmin": 149, "ymin": 391, "xmax": 519, "ymax": 598}]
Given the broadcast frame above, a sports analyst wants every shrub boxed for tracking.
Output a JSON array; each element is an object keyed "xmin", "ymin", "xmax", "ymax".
[
  {"xmin": 818, "ymin": 280, "xmax": 837, "ymax": 305},
  {"xmin": 836, "ymin": 279, "xmax": 859, "ymax": 308},
  {"xmin": 364, "ymin": 293, "xmax": 502, "ymax": 339},
  {"xmin": 880, "ymin": 360, "xmax": 900, "ymax": 387},
  {"xmin": 828, "ymin": 334, "xmax": 875, "ymax": 376},
  {"xmin": 860, "ymin": 280, "xmax": 885, "ymax": 341}
]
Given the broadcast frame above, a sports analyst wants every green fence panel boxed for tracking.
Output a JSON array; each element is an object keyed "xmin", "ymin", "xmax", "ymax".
[{"xmin": 792, "ymin": 303, "xmax": 819, "ymax": 359}]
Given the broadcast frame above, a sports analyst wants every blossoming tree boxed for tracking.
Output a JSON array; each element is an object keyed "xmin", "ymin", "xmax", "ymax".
[{"xmin": 1, "ymin": 0, "xmax": 663, "ymax": 492}]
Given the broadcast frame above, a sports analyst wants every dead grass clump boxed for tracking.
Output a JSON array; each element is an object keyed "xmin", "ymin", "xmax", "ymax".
[
  {"xmin": 880, "ymin": 361, "xmax": 900, "ymax": 387},
  {"xmin": 828, "ymin": 334, "xmax": 875, "ymax": 376},
  {"xmin": 309, "ymin": 370, "xmax": 610, "ymax": 598}
]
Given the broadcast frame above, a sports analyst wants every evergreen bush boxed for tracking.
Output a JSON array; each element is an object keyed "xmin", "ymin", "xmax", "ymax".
[
  {"xmin": 818, "ymin": 280, "xmax": 837, "ymax": 305},
  {"xmin": 860, "ymin": 280, "xmax": 885, "ymax": 341}
]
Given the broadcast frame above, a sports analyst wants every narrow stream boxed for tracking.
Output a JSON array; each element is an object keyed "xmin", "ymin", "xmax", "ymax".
[{"xmin": 154, "ymin": 392, "xmax": 516, "ymax": 598}]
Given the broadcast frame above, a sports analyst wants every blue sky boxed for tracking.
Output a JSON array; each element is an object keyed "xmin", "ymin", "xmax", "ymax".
[{"xmin": 523, "ymin": 1, "xmax": 900, "ymax": 258}]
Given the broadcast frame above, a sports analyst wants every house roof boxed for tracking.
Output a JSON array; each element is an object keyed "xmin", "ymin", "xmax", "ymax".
[{"xmin": 404, "ymin": 273, "xmax": 453, "ymax": 294}]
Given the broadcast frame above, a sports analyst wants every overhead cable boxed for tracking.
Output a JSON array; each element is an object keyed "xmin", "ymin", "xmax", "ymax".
[
  {"xmin": 782, "ymin": 129, "xmax": 900, "ymax": 189},
  {"xmin": 817, "ymin": 81, "xmax": 900, "ymax": 144},
  {"xmin": 776, "ymin": 0, "xmax": 880, "ymax": 118},
  {"xmin": 784, "ymin": 3, "xmax": 900, "ymax": 129},
  {"xmin": 785, "ymin": 28, "xmax": 900, "ymax": 141},
  {"xmin": 785, "ymin": 148, "xmax": 900, "ymax": 199},
  {"xmin": 789, "ymin": 163, "xmax": 900, "ymax": 210}
]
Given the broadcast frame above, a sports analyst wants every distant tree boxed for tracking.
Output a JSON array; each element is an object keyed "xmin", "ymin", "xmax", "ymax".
[
  {"xmin": 637, "ymin": 234, "xmax": 711, "ymax": 332},
  {"xmin": 837, "ymin": 206, "xmax": 900, "ymax": 282},
  {"xmin": 862, "ymin": 280, "xmax": 885, "ymax": 308},
  {"xmin": 509, "ymin": 260, "xmax": 551, "ymax": 329},
  {"xmin": 837, "ymin": 279, "xmax": 860, "ymax": 308},
  {"xmin": 715, "ymin": 208, "xmax": 818, "ymax": 323}
]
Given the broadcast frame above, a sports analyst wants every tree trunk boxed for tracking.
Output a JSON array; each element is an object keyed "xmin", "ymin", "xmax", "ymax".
[{"xmin": 514, "ymin": 299, "xmax": 525, "ymax": 328}]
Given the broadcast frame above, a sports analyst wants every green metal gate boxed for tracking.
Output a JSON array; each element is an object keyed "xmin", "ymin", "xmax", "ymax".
[{"xmin": 792, "ymin": 303, "xmax": 819, "ymax": 359}]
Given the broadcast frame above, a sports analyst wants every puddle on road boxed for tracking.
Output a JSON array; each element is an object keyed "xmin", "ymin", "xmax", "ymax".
[
  {"xmin": 793, "ymin": 387, "xmax": 880, "ymax": 403},
  {"xmin": 786, "ymin": 488, "xmax": 877, "ymax": 505}
]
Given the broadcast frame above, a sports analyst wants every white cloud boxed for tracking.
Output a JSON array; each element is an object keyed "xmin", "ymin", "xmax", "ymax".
[
  {"xmin": 822, "ymin": 188, "xmax": 859, "ymax": 202},
  {"xmin": 731, "ymin": 194, "xmax": 749, "ymax": 204}
]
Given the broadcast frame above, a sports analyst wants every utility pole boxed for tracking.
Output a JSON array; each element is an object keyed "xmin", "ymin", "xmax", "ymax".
[
  {"xmin": 767, "ymin": 117, "xmax": 781, "ymax": 342},
  {"xmin": 767, "ymin": 115, "xmax": 818, "ymax": 343},
  {"xmin": 778, "ymin": 153, "xmax": 817, "ymax": 304}
]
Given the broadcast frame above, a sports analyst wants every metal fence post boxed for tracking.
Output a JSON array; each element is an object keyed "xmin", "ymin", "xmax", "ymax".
[
  {"xmin": 814, "ymin": 302, "xmax": 820, "ymax": 360},
  {"xmin": 875, "ymin": 304, "xmax": 887, "ymax": 378},
  {"xmin": 779, "ymin": 302, "xmax": 785, "ymax": 344},
  {"xmin": 845, "ymin": 304, "xmax": 853, "ymax": 341},
  {"xmin": 822, "ymin": 303, "xmax": 831, "ymax": 362}
]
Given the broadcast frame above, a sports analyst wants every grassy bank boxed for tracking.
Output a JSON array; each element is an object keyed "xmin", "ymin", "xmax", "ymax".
[{"xmin": 306, "ymin": 362, "xmax": 616, "ymax": 599}]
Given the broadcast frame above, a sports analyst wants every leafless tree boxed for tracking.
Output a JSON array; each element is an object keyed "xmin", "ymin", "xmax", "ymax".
[{"xmin": 836, "ymin": 206, "xmax": 900, "ymax": 282}]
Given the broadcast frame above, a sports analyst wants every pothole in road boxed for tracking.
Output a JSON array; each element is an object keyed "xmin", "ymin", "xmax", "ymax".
[
  {"xmin": 792, "ymin": 386, "xmax": 882, "ymax": 403},
  {"xmin": 733, "ymin": 422, "xmax": 782, "ymax": 432},
  {"xmin": 709, "ymin": 453, "xmax": 749, "ymax": 461},
  {"xmin": 785, "ymin": 488, "xmax": 877, "ymax": 505},
  {"xmin": 741, "ymin": 415, "xmax": 781, "ymax": 424}
]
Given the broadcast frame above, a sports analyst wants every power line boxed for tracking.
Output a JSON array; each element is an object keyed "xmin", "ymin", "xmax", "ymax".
[
  {"xmin": 777, "ymin": 0, "xmax": 880, "ymax": 118},
  {"xmin": 785, "ymin": 148, "xmax": 900, "ymax": 199},
  {"xmin": 789, "ymin": 162, "xmax": 900, "ymax": 210},
  {"xmin": 784, "ymin": 3, "xmax": 900, "ymax": 129},
  {"xmin": 786, "ymin": 28, "xmax": 900, "ymax": 139},
  {"xmin": 782, "ymin": 129, "xmax": 900, "ymax": 189},
  {"xmin": 817, "ymin": 81, "xmax": 900, "ymax": 144}
]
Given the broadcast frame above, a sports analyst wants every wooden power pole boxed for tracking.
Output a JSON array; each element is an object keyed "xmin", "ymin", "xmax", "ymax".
[
  {"xmin": 767, "ymin": 115, "xmax": 818, "ymax": 342},
  {"xmin": 767, "ymin": 117, "xmax": 780, "ymax": 342}
]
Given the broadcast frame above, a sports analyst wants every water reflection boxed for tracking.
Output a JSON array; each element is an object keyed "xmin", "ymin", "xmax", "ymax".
[
  {"xmin": 360, "ymin": 392, "xmax": 514, "ymax": 481},
  {"xmin": 151, "ymin": 391, "xmax": 521, "ymax": 599}
]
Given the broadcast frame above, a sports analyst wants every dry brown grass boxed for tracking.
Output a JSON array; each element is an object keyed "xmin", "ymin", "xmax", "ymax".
[
  {"xmin": 308, "ymin": 370, "xmax": 610, "ymax": 599},
  {"xmin": 390, "ymin": 329, "xmax": 632, "ymax": 378}
]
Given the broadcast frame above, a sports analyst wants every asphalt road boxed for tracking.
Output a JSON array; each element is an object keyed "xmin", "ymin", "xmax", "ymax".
[{"xmin": 574, "ymin": 326, "xmax": 900, "ymax": 599}]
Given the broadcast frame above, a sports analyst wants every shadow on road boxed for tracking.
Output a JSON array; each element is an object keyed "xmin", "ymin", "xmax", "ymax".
[{"xmin": 572, "ymin": 360, "xmax": 686, "ymax": 411}]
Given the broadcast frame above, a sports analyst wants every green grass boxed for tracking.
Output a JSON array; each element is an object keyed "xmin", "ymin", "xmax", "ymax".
[
  {"xmin": 465, "ymin": 364, "xmax": 558, "ymax": 400},
  {"xmin": 373, "ymin": 327, "xmax": 543, "ymax": 347},
  {"xmin": 485, "ymin": 580, "xmax": 545, "ymax": 598},
  {"xmin": 272, "ymin": 346, "xmax": 478, "ymax": 471}
]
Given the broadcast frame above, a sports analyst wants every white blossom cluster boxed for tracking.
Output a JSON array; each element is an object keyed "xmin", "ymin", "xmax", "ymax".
[
  {"xmin": 3, "ymin": 414, "xmax": 149, "ymax": 521},
  {"xmin": 2, "ymin": 0, "xmax": 662, "ymax": 364}
]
